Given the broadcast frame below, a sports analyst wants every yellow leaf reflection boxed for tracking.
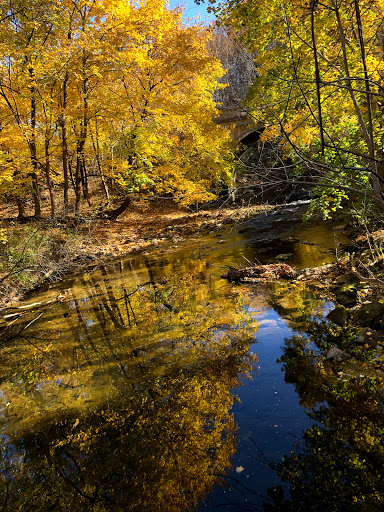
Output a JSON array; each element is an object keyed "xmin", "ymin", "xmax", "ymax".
[{"xmin": 0, "ymin": 258, "xmax": 258, "ymax": 511}]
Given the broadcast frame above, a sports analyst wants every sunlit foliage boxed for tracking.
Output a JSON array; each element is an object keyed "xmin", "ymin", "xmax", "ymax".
[
  {"xmin": 0, "ymin": 0, "xmax": 234, "ymax": 217},
  {"xmin": 215, "ymin": 0, "xmax": 384, "ymax": 218}
]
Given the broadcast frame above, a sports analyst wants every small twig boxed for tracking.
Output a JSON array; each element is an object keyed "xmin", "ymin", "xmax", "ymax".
[{"xmin": 23, "ymin": 312, "xmax": 43, "ymax": 331}]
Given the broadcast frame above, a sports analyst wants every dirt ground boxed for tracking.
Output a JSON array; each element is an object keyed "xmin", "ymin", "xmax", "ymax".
[
  {"xmin": 76, "ymin": 200, "xmax": 274, "ymax": 258},
  {"xmin": 1, "ymin": 184, "xmax": 274, "ymax": 258}
]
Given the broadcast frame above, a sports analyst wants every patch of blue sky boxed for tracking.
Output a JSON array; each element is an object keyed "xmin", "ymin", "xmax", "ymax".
[{"xmin": 167, "ymin": 0, "xmax": 215, "ymax": 24}]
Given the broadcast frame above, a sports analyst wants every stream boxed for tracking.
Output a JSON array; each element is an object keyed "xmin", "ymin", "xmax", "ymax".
[{"xmin": 1, "ymin": 204, "xmax": 384, "ymax": 511}]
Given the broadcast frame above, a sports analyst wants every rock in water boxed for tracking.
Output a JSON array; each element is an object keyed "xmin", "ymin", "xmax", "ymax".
[
  {"xmin": 349, "ymin": 302, "xmax": 384, "ymax": 329},
  {"xmin": 356, "ymin": 327, "xmax": 380, "ymax": 347},
  {"xmin": 327, "ymin": 305, "xmax": 348, "ymax": 327},
  {"xmin": 326, "ymin": 346, "xmax": 350, "ymax": 362},
  {"xmin": 335, "ymin": 284, "xmax": 358, "ymax": 306},
  {"xmin": 221, "ymin": 264, "xmax": 297, "ymax": 283},
  {"xmin": 275, "ymin": 253, "xmax": 293, "ymax": 261}
]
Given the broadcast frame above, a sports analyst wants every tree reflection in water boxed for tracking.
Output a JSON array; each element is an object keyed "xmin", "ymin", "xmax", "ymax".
[
  {"xmin": 263, "ymin": 308, "xmax": 384, "ymax": 512},
  {"xmin": 5, "ymin": 265, "xmax": 384, "ymax": 511},
  {"xmin": 0, "ymin": 267, "xmax": 258, "ymax": 511}
]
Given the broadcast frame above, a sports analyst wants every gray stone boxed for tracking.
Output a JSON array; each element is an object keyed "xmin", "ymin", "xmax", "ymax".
[
  {"xmin": 349, "ymin": 302, "xmax": 384, "ymax": 329},
  {"xmin": 327, "ymin": 305, "xmax": 348, "ymax": 327},
  {"xmin": 326, "ymin": 346, "xmax": 350, "ymax": 362},
  {"xmin": 356, "ymin": 327, "xmax": 380, "ymax": 347}
]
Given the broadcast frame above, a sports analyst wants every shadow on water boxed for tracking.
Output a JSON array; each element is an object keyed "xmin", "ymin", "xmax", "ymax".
[{"xmin": 1, "ymin": 205, "xmax": 383, "ymax": 511}]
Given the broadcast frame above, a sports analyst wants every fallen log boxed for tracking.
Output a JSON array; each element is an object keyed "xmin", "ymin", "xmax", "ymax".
[{"xmin": 221, "ymin": 263, "xmax": 297, "ymax": 283}]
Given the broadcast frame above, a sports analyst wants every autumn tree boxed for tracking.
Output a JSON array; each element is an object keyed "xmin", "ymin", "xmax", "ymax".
[
  {"xmin": 0, "ymin": 0, "xmax": 234, "ymax": 219},
  {"xmin": 214, "ymin": 0, "xmax": 384, "ymax": 218},
  {"xmin": 101, "ymin": 0, "xmax": 234, "ymax": 217},
  {"xmin": 0, "ymin": 0, "xmax": 63, "ymax": 217}
]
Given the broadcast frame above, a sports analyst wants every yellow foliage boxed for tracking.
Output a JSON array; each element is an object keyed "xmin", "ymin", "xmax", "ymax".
[
  {"xmin": 0, "ymin": 0, "xmax": 233, "ymax": 212},
  {"xmin": 0, "ymin": 228, "xmax": 6, "ymax": 244}
]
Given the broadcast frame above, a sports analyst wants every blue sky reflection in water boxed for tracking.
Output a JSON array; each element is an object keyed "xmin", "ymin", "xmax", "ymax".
[{"xmin": 199, "ymin": 304, "xmax": 317, "ymax": 511}]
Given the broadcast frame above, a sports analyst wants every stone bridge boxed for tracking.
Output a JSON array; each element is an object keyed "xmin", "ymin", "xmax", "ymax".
[{"xmin": 214, "ymin": 108, "xmax": 264, "ymax": 144}]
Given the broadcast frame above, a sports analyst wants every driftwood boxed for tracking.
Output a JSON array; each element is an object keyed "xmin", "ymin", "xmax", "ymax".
[
  {"xmin": 0, "ymin": 291, "xmax": 69, "ymax": 335},
  {"xmin": 221, "ymin": 263, "xmax": 297, "ymax": 283},
  {"xmin": 0, "ymin": 313, "xmax": 43, "ymax": 342}
]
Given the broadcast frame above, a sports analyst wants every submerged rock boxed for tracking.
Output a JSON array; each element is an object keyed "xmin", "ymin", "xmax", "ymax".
[
  {"xmin": 327, "ymin": 305, "xmax": 348, "ymax": 327},
  {"xmin": 275, "ymin": 253, "xmax": 293, "ymax": 261},
  {"xmin": 349, "ymin": 302, "xmax": 384, "ymax": 329},
  {"xmin": 356, "ymin": 327, "xmax": 381, "ymax": 347},
  {"xmin": 326, "ymin": 346, "xmax": 350, "ymax": 362}
]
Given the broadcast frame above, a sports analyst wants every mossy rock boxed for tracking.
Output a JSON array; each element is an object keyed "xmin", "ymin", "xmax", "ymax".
[{"xmin": 335, "ymin": 284, "xmax": 358, "ymax": 306}]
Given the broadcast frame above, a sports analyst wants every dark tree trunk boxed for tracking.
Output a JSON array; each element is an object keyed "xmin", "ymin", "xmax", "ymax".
[
  {"xmin": 45, "ymin": 134, "xmax": 55, "ymax": 217},
  {"xmin": 29, "ymin": 66, "xmax": 41, "ymax": 218},
  {"xmin": 16, "ymin": 198, "xmax": 26, "ymax": 219},
  {"xmin": 74, "ymin": 142, "xmax": 83, "ymax": 216},
  {"xmin": 60, "ymin": 71, "xmax": 70, "ymax": 213},
  {"xmin": 100, "ymin": 197, "xmax": 131, "ymax": 220},
  {"xmin": 81, "ymin": 160, "xmax": 91, "ymax": 206},
  {"xmin": 75, "ymin": 51, "xmax": 89, "ymax": 217}
]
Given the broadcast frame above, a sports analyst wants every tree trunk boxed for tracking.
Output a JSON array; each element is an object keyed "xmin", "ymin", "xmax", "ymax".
[
  {"xmin": 16, "ymin": 198, "xmax": 26, "ymax": 219},
  {"xmin": 100, "ymin": 196, "xmax": 131, "ymax": 220},
  {"xmin": 60, "ymin": 71, "xmax": 70, "ymax": 213},
  {"xmin": 90, "ymin": 118, "xmax": 109, "ymax": 200},
  {"xmin": 81, "ymin": 160, "xmax": 91, "ymax": 206},
  {"xmin": 75, "ymin": 51, "xmax": 89, "ymax": 217},
  {"xmin": 45, "ymin": 134, "xmax": 55, "ymax": 217},
  {"xmin": 228, "ymin": 169, "xmax": 237, "ymax": 203},
  {"xmin": 371, "ymin": 172, "xmax": 384, "ymax": 211},
  {"xmin": 74, "ymin": 142, "xmax": 83, "ymax": 217},
  {"xmin": 29, "ymin": 66, "xmax": 41, "ymax": 218}
]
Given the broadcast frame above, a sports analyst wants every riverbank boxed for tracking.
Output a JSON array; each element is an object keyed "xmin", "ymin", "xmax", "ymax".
[
  {"xmin": 0, "ymin": 200, "xmax": 274, "ymax": 309},
  {"xmin": 1, "ymin": 198, "xmax": 384, "ymax": 346},
  {"xmin": 218, "ymin": 222, "xmax": 384, "ymax": 370}
]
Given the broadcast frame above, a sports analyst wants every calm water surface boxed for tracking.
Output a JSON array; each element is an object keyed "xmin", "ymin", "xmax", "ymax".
[{"xmin": 1, "ymin": 208, "xmax": 383, "ymax": 511}]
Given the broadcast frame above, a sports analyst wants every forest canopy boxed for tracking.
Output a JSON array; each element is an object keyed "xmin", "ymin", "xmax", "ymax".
[{"xmin": 0, "ymin": 0, "xmax": 234, "ymax": 218}]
